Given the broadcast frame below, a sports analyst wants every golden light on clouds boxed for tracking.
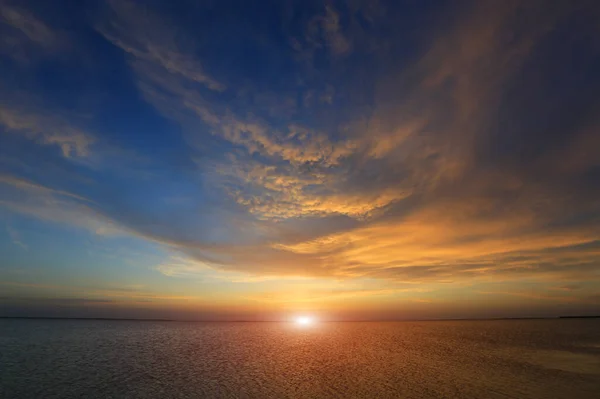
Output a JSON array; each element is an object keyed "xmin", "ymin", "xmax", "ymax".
[{"xmin": 0, "ymin": 0, "xmax": 599, "ymax": 320}]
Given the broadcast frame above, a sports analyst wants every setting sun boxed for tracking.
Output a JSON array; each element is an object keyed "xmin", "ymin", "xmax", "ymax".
[{"xmin": 294, "ymin": 316, "xmax": 315, "ymax": 326}]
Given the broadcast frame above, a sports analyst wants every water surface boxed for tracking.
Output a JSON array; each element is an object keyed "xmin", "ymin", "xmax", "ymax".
[{"xmin": 1, "ymin": 319, "xmax": 599, "ymax": 398}]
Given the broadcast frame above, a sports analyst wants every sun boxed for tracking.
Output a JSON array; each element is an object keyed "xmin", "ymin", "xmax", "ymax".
[{"xmin": 294, "ymin": 315, "xmax": 315, "ymax": 326}]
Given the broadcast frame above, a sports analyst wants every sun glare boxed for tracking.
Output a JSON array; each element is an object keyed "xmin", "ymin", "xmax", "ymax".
[{"xmin": 294, "ymin": 315, "xmax": 315, "ymax": 326}]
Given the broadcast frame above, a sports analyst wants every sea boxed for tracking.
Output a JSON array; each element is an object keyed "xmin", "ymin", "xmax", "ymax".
[{"xmin": 1, "ymin": 318, "xmax": 599, "ymax": 398}]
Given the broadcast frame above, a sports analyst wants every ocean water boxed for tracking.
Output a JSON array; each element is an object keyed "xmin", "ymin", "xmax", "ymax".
[{"xmin": 1, "ymin": 319, "xmax": 599, "ymax": 398}]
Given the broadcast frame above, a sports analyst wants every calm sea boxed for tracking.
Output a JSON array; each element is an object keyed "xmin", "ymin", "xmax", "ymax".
[{"xmin": 1, "ymin": 319, "xmax": 599, "ymax": 398}]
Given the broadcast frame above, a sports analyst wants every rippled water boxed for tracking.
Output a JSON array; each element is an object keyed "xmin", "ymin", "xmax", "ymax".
[{"xmin": 1, "ymin": 319, "xmax": 599, "ymax": 398}]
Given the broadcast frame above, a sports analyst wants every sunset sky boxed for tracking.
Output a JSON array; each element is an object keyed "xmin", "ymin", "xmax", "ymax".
[{"xmin": 1, "ymin": 0, "xmax": 599, "ymax": 320}]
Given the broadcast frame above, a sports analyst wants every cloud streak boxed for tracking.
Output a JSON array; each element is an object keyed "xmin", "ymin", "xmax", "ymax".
[
  {"xmin": 0, "ymin": 105, "xmax": 95, "ymax": 158},
  {"xmin": 98, "ymin": 0, "xmax": 225, "ymax": 92}
]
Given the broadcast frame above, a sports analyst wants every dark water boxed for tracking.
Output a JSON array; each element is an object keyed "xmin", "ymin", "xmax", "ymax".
[{"xmin": 1, "ymin": 319, "xmax": 599, "ymax": 398}]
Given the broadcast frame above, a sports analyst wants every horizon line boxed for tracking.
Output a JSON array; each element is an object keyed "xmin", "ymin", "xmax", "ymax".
[{"xmin": 1, "ymin": 315, "xmax": 598, "ymax": 322}]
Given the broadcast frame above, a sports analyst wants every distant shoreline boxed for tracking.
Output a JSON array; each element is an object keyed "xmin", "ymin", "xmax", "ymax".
[{"xmin": 1, "ymin": 316, "xmax": 598, "ymax": 322}]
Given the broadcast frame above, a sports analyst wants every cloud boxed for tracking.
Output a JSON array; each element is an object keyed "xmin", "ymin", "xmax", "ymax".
[
  {"xmin": 98, "ymin": 3, "xmax": 389, "ymax": 223},
  {"xmin": 1, "ymin": 0, "xmax": 598, "ymax": 305},
  {"xmin": 245, "ymin": 286, "xmax": 430, "ymax": 304},
  {"xmin": 0, "ymin": 173, "xmax": 124, "ymax": 237},
  {"xmin": 86, "ymin": 0, "xmax": 600, "ymax": 287},
  {"xmin": 0, "ymin": 105, "xmax": 95, "ymax": 158},
  {"xmin": 0, "ymin": 173, "xmax": 91, "ymax": 202},
  {"xmin": 0, "ymin": 281, "xmax": 199, "ymax": 304},
  {"xmin": 0, "ymin": 1, "xmax": 62, "ymax": 62},
  {"xmin": 155, "ymin": 255, "xmax": 218, "ymax": 278},
  {"xmin": 155, "ymin": 255, "xmax": 309, "ymax": 283},
  {"xmin": 213, "ymin": 152, "xmax": 408, "ymax": 220},
  {"xmin": 98, "ymin": 0, "xmax": 225, "ymax": 92},
  {"xmin": 309, "ymin": 5, "xmax": 352, "ymax": 56},
  {"xmin": 6, "ymin": 223, "xmax": 26, "ymax": 249}
]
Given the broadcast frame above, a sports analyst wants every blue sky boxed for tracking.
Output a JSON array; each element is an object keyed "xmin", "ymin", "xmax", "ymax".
[{"xmin": 1, "ymin": 0, "xmax": 599, "ymax": 320}]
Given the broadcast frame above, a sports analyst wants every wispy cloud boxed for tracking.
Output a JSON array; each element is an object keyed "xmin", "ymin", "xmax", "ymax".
[
  {"xmin": 0, "ymin": 173, "xmax": 91, "ymax": 202},
  {"xmin": 306, "ymin": 5, "xmax": 352, "ymax": 56},
  {"xmin": 0, "ymin": 281, "xmax": 199, "ymax": 304},
  {"xmin": 98, "ymin": 0, "xmax": 225, "ymax": 92},
  {"xmin": 0, "ymin": 105, "xmax": 95, "ymax": 158},
  {"xmin": 0, "ymin": 173, "xmax": 124, "ymax": 237},
  {"xmin": 0, "ymin": 1, "xmax": 63, "ymax": 62},
  {"xmin": 1, "ymin": 0, "xmax": 598, "ymax": 310},
  {"xmin": 247, "ymin": 288, "xmax": 416, "ymax": 304}
]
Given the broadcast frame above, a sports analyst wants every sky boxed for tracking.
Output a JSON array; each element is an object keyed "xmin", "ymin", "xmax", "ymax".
[{"xmin": 0, "ymin": 0, "xmax": 599, "ymax": 321}]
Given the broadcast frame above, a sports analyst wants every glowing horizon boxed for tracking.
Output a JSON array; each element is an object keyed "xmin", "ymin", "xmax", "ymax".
[{"xmin": 294, "ymin": 316, "xmax": 316, "ymax": 326}]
